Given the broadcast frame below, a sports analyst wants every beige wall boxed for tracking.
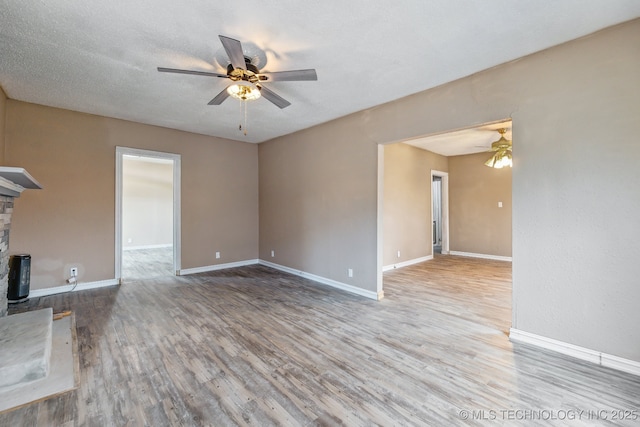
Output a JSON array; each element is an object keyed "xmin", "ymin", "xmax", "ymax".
[
  {"xmin": 259, "ymin": 117, "xmax": 379, "ymax": 293},
  {"xmin": 122, "ymin": 157, "xmax": 173, "ymax": 248},
  {"xmin": 449, "ymin": 152, "xmax": 512, "ymax": 257},
  {"xmin": 261, "ymin": 19, "xmax": 640, "ymax": 362},
  {"xmin": 4, "ymin": 101, "xmax": 259, "ymax": 289},
  {"xmin": 383, "ymin": 143, "xmax": 448, "ymax": 266},
  {"xmin": 0, "ymin": 86, "xmax": 6, "ymax": 163}
]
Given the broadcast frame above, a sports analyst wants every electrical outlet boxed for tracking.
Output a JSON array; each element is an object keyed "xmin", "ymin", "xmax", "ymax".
[
  {"xmin": 215, "ymin": 251, "xmax": 221, "ymax": 259},
  {"xmin": 271, "ymin": 250, "xmax": 275, "ymax": 257},
  {"xmin": 348, "ymin": 268, "xmax": 353, "ymax": 278},
  {"xmin": 397, "ymin": 250, "xmax": 401, "ymax": 258},
  {"xmin": 70, "ymin": 267, "xmax": 78, "ymax": 277}
]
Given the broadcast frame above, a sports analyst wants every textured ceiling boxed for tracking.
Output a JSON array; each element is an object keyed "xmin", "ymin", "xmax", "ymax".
[
  {"xmin": 404, "ymin": 120, "xmax": 512, "ymax": 157},
  {"xmin": 1, "ymin": 1, "xmax": 639, "ymax": 144}
]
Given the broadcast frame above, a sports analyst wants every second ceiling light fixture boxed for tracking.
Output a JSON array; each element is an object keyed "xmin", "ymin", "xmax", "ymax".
[{"xmin": 485, "ymin": 128, "xmax": 513, "ymax": 168}]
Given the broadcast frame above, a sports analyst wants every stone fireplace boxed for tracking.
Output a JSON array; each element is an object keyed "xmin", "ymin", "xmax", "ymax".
[
  {"xmin": 0, "ymin": 195, "xmax": 15, "ymax": 317},
  {"xmin": 0, "ymin": 167, "xmax": 42, "ymax": 316},
  {"xmin": 0, "ymin": 167, "xmax": 50, "ymax": 397}
]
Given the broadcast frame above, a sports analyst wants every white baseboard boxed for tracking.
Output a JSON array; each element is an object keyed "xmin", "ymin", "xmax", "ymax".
[
  {"xmin": 509, "ymin": 328, "xmax": 640, "ymax": 377},
  {"xmin": 29, "ymin": 279, "xmax": 120, "ymax": 298},
  {"xmin": 450, "ymin": 251, "xmax": 512, "ymax": 262},
  {"xmin": 259, "ymin": 260, "xmax": 380, "ymax": 300},
  {"xmin": 602, "ymin": 353, "xmax": 640, "ymax": 376},
  {"xmin": 178, "ymin": 259, "xmax": 259, "ymax": 275},
  {"xmin": 383, "ymin": 255, "xmax": 433, "ymax": 272},
  {"xmin": 123, "ymin": 244, "xmax": 172, "ymax": 251}
]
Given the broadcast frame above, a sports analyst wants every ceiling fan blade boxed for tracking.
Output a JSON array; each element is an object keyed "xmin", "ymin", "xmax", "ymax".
[
  {"xmin": 258, "ymin": 69, "xmax": 318, "ymax": 82},
  {"xmin": 208, "ymin": 88, "xmax": 230, "ymax": 105},
  {"xmin": 257, "ymin": 85, "xmax": 291, "ymax": 109},
  {"xmin": 219, "ymin": 35, "xmax": 246, "ymax": 71},
  {"xmin": 157, "ymin": 67, "xmax": 227, "ymax": 78}
]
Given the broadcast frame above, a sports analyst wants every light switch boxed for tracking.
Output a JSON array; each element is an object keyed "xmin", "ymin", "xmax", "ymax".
[{"xmin": 498, "ymin": 202, "xmax": 503, "ymax": 208}]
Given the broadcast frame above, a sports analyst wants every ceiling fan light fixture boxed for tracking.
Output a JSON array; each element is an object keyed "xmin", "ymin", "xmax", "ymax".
[
  {"xmin": 227, "ymin": 82, "xmax": 261, "ymax": 101},
  {"xmin": 485, "ymin": 150, "xmax": 512, "ymax": 168},
  {"xmin": 485, "ymin": 128, "xmax": 513, "ymax": 169}
]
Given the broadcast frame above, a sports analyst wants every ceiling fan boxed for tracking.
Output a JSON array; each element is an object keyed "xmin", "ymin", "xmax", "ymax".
[
  {"xmin": 484, "ymin": 128, "xmax": 513, "ymax": 168},
  {"xmin": 157, "ymin": 35, "xmax": 317, "ymax": 109}
]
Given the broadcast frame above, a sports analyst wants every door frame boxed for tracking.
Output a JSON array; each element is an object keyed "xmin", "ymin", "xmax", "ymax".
[
  {"xmin": 115, "ymin": 147, "xmax": 181, "ymax": 282},
  {"xmin": 431, "ymin": 170, "xmax": 449, "ymax": 254}
]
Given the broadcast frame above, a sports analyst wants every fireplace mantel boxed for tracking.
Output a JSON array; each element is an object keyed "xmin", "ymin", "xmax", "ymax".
[{"xmin": 0, "ymin": 167, "xmax": 42, "ymax": 197}]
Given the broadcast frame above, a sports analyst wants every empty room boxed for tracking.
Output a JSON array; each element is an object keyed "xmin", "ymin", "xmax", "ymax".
[{"xmin": 1, "ymin": 2, "xmax": 639, "ymax": 425}]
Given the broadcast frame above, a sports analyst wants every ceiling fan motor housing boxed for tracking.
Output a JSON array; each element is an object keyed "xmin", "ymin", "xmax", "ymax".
[{"xmin": 226, "ymin": 59, "xmax": 261, "ymax": 82}]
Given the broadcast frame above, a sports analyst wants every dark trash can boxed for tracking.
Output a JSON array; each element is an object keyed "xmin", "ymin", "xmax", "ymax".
[{"xmin": 8, "ymin": 254, "xmax": 31, "ymax": 303}]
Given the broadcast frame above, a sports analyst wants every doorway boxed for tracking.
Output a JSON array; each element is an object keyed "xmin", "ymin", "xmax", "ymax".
[
  {"xmin": 115, "ymin": 147, "xmax": 181, "ymax": 282},
  {"xmin": 431, "ymin": 170, "xmax": 449, "ymax": 255},
  {"xmin": 432, "ymin": 176, "xmax": 442, "ymax": 253},
  {"xmin": 378, "ymin": 121, "xmax": 512, "ymax": 300}
]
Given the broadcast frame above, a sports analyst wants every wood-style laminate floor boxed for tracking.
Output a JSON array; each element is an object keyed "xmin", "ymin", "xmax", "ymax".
[
  {"xmin": 4, "ymin": 255, "xmax": 639, "ymax": 426},
  {"xmin": 122, "ymin": 247, "xmax": 173, "ymax": 280}
]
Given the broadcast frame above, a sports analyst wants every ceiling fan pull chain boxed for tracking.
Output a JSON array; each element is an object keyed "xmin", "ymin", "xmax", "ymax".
[
  {"xmin": 243, "ymin": 100, "xmax": 248, "ymax": 136},
  {"xmin": 238, "ymin": 98, "xmax": 243, "ymax": 133}
]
